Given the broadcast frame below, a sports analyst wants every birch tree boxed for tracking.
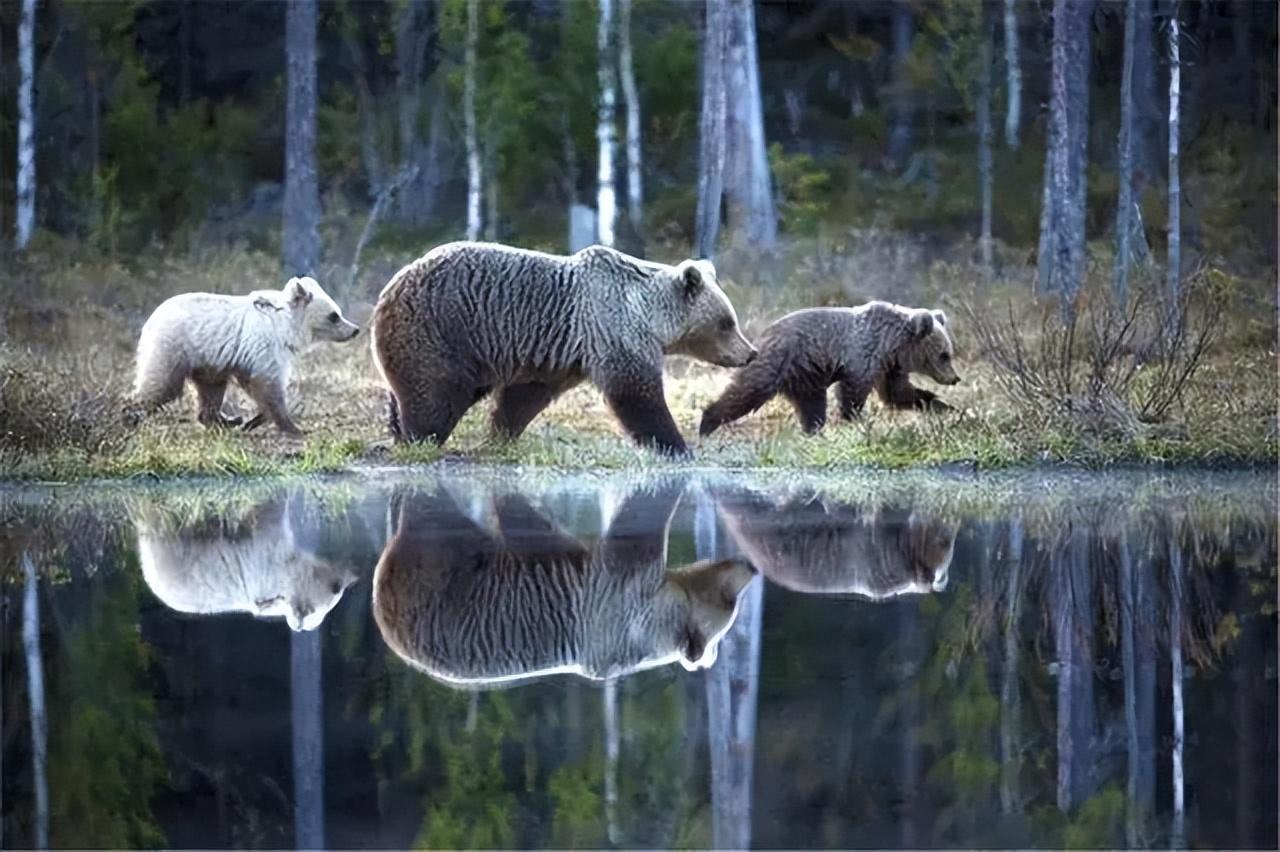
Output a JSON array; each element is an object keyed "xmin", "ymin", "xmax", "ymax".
[
  {"xmin": 283, "ymin": 0, "xmax": 322, "ymax": 276},
  {"xmin": 23, "ymin": 553, "xmax": 48, "ymax": 850},
  {"xmin": 291, "ymin": 630, "xmax": 325, "ymax": 850},
  {"xmin": 977, "ymin": 8, "xmax": 996, "ymax": 272},
  {"xmin": 723, "ymin": 0, "xmax": 776, "ymax": 251},
  {"xmin": 887, "ymin": 1, "xmax": 914, "ymax": 169},
  {"xmin": 1167, "ymin": 5, "xmax": 1182, "ymax": 321},
  {"xmin": 16, "ymin": 0, "xmax": 38, "ymax": 250},
  {"xmin": 463, "ymin": 0, "xmax": 481, "ymax": 241},
  {"xmin": 1003, "ymin": 0, "xmax": 1021, "ymax": 149},
  {"xmin": 1114, "ymin": 0, "xmax": 1139, "ymax": 306},
  {"xmin": 596, "ymin": 0, "xmax": 618, "ymax": 247},
  {"xmin": 695, "ymin": 0, "xmax": 728, "ymax": 259},
  {"xmin": 618, "ymin": 0, "xmax": 643, "ymax": 238}
]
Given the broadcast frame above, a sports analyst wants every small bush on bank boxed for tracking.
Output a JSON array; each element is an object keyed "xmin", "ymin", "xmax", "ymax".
[{"xmin": 0, "ymin": 353, "xmax": 132, "ymax": 458}]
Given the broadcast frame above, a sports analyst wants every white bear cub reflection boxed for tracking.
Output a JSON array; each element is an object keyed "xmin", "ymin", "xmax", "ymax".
[{"xmin": 134, "ymin": 495, "xmax": 359, "ymax": 631}]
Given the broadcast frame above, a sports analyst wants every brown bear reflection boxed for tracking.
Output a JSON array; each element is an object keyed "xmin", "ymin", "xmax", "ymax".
[
  {"xmin": 372, "ymin": 479, "xmax": 756, "ymax": 687},
  {"xmin": 713, "ymin": 487, "xmax": 955, "ymax": 598}
]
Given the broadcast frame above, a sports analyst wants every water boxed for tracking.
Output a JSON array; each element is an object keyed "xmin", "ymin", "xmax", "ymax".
[{"xmin": 1, "ymin": 468, "xmax": 1275, "ymax": 850}]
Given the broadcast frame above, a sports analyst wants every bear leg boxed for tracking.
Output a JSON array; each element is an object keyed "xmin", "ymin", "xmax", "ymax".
[
  {"xmin": 700, "ymin": 367, "xmax": 780, "ymax": 436},
  {"xmin": 490, "ymin": 378, "xmax": 581, "ymax": 439},
  {"xmin": 595, "ymin": 362, "xmax": 688, "ymax": 456},
  {"xmin": 392, "ymin": 379, "xmax": 482, "ymax": 445},
  {"xmin": 134, "ymin": 361, "xmax": 188, "ymax": 412},
  {"xmin": 837, "ymin": 375, "xmax": 874, "ymax": 420},
  {"xmin": 874, "ymin": 369, "xmax": 953, "ymax": 412},
  {"xmin": 784, "ymin": 388, "xmax": 828, "ymax": 434},
  {"xmin": 242, "ymin": 378, "xmax": 302, "ymax": 436},
  {"xmin": 195, "ymin": 380, "xmax": 243, "ymax": 429}
]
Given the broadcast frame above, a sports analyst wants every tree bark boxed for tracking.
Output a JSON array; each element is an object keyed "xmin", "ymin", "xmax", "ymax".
[
  {"xmin": 291, "ymin": 629, "xmax": 326, "ymax": 850},
  {"xmin": 603, "ymin": 679, "xmax": 621, "ymax": 845},
  {"xmin": 999, "ymin": 518, "xmax": 1024, "ymax": 815},
  {"xmin": 1003, "ymin": 0, "xmax": 1021, "ymax": 149},
  {"xmin": 618, "ymin": 0, "xmax": 643, "ymax": 238},
  {"xmin": 596, "ymin": 0, "xmax": 618, "ymax": 247},
  {"xmin": 465, "ymin": 0, "xmax": 482, "ymax": 241},
  {"xmin": 1114, "ymin": 0, "xmax": 1138, "ymax": 306},
  {"xmin": 1053, "ymin": 525, "xmax": 1095, "ymax": 812},
  {"xmin": 16, "ymin": 0, "xmax": 37, "ymax": 250},
  {"xmin": 283, "ymin": 0, "xmax": 322, "ymax": 276},
  {"xmin": 1166, "ymin": 6, "xmax": 1181, "ymax": 326},
  {"xmin": 977, "ymin": 8, "xmax": 996, "ymax": 272},
  {"xmin": 695, "ymin": 0, "xmax": 728, "ymax": 260},
  {"xmin": 22, "ymin": 553, "xmax": 48, "ymax": 851},
  {"xmin": 1132, "ymin": 0, "xmax": 1159, "ymax": 179},
  {"xmin": 723, "ymin": 0, "xmax": 776, "ymax": 251},
  {"xmin": 1169, "ymin": 530, "xmax": 1185, "ymax": 847},
  {"xmin": 887, "ymin": 0, "xmax": 914, "ymax": 170}
]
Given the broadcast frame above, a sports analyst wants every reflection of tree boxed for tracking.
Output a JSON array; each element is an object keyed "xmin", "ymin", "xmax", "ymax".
[
  {"xmin": 291, "ymin": 630, "xmax": 325, "ymax": 850},
  {"xmin": 22, "ymin": 553, "xmax": 48, "ymax": 851}
]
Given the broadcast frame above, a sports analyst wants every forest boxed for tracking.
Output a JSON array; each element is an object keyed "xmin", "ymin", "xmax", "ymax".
[{"xmin": 0, "ymin": 0, "xmax": 1276, "ymax": 475}]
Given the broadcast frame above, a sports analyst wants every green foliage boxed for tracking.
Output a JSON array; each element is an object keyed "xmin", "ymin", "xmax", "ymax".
[{"xmin": 769, "ymin": 143, "xmax": 832, "ymax": 237}]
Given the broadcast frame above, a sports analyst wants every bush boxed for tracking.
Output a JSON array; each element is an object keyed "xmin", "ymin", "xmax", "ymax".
[{"xmin": 0, "ymin": 355, "xmax": 131, "ymax": 457}]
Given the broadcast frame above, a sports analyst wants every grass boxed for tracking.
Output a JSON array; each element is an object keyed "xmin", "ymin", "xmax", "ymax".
[{"xmin": 0, "ymin": 238, "xmax": 1276, "ymax": 482}]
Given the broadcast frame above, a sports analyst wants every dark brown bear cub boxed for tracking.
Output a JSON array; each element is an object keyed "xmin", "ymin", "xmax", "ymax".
[{"xmin": 700, "ymin": 302, "xmax": 959, "ymax": 437}]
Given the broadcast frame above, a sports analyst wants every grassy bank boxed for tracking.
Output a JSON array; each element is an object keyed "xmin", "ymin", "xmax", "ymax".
[{"xmin": 1, "ymin": 239, "xmax": 1276, "ymax": 482}]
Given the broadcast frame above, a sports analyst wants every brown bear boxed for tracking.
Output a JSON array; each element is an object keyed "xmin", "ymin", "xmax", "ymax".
[
  {"xmin": 699, "ymin": 302, "xmax": 959, "ymax": 436},
  {"xmin": 370, "ymin": 241, "xmax": 757, "ymax": 455},
  {"xmin": 371, "ymin": 477, "xmax": 756, "ymax": 686},
  {"xmin": 712, "ymin": 485, "xmax": 955, "ymax": 599}
]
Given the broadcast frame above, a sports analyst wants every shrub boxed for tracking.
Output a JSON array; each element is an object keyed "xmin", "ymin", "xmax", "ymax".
[{"xmin": 0, "ymin": 354, "xmax": 132, "ymax": 457}]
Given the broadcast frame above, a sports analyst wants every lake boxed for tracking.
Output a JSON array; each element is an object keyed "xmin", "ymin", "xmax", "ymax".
[{"xmin": 1, "ymin": 467, "xmax": 1275, "ymax": 849}]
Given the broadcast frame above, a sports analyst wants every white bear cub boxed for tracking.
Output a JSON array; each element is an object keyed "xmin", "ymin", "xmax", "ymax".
[{"xmin": 132, "ymin": 276, "xmax": 359, "ymax": 435}]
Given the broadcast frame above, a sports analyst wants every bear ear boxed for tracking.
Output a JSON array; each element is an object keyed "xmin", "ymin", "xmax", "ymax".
[
  {"xmin": 932, "ymin": 309, "xmax": 948, "ymax": 328},
  {"xmin": 910, "ymin": 309, "xmax": 935, "ymax": 338},
  {"xmin": 681, "ymin": 262, "xmax": 704, "ymax": 298},
  {"xmin": 285, "ymin": 277, "xmax": 313, "ymax": 307}
]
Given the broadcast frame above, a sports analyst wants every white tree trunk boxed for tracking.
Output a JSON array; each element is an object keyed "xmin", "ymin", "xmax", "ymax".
[
  {"xmin": 283, "ymin": 0, "xmax": 322, "ymax": 275},
  {"xmin": 465, "ymin": 0, "xmax": 482, "ymax": 241},
  {"xmin": 291, "ymin": 629, "xmax": 326, "ymax": 850},
  {"xmin": 977, "ymin": 10, "xmax": 995, "ymax": 272},
  {"xmin": 23, "ymin": 553, "xmax": 49, "ymax": 850},
  {"xmin": 1167, "ymin": 9, "xmax": 1182, "ymax": 321},
  {"xmin": 596, "ymin": 0, "xmax": 618, "ymax": 247},
  {"xmin": 16, "ymin": 0, "xmax": 37, "ymax": 250},
  {"xmin": 695, "ymin": 0, "xmax": 728, "ymax": 260},
  {"xmin": 1003, "ymin": 0, "xmax": 1021, "ymax": 149},
  {"xmin": 887, "ymin": 1, "xmax": 914, "ymax": 169},
  {"xmin": 999, "ymin": 518, "xmax": 1024, "ymax": 815},
  {"xmin": 723, "ymin": 0, "xmax": 776, "ymax": 251},
  {"xmin": 1169, "ymin": 533, "xmax": 1185, "ymax": 847},
  {"xmin": 1114, "ymin": 0, "xmax": 1138, "ymax": 306},
  {"xmin": 603, "ymin": 678, "xmax": 620, "ymax": 845},
  {"xmin": 618, "ymin": 0, "xmax": 643, "ymax": 236}
]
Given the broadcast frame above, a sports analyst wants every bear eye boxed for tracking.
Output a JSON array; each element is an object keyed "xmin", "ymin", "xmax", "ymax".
[
  {"xmin": 719, "ymin": 317, "xmax": 735, "ymax": 332},
  {"xmin": 328, "ymin": 311, "xmax": 340, "ymax": 323},
  {"xmin": 940, "ymin": 352, "xmax": 951, "ymax": 363},
  {"xmin": 329, "ymin": 581, "xmax": 343, "ymax": 595}
]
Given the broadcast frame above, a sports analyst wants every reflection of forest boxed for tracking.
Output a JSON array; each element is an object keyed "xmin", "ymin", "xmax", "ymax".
[{"xmin": 0, "ymin": 476, "xmax": 1275, "ymax": 849}]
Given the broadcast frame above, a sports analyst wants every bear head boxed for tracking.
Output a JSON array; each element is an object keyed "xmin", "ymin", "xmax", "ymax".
[
  {"xmin": 665, "ymin": 260, "xmax": 758, "ymax": 368},
  {"xmin": 901, "ymin": 308, "xmax": 960, "ymax": 386},
  {"xmin": 284, "ymin": 276, "xmax": 361, "ymax": 345},
  {"xmin": 659, "ymin": 557, "xmax": 757, "ymax": 671}
]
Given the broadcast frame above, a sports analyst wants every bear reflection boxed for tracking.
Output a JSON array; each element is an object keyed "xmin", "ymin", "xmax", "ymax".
[
  {"xmin": 133, "ymin": 494, "xmax": 360, "ymax": 631},
  {"xmin": 713, "ymin": 487, "xmax": 955, "ymax": 598},
  {"xmin": 373, "ymin": 478, "xmax": 755, "ymax": 687}
]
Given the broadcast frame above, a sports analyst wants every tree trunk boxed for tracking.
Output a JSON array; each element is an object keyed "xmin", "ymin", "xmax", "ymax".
[
  {"xmin": 16, "ymin": 0, "xmax": 37, "ymax": 250},
  {"xmin": 603, "ymin": 679, "xmax": 621, "ymax": 845},
  {"xmin": 1053, "ymin": 525, "xmax": 1095, "ymax": 812},
  {"xmin": 695, "ymin": 0, "xmax": 728, "ymax": 260},
  {"xmin": 977, "ymin": 8, "xmax": 995, "ymax": 272},
  {"xmin": 999, "ymin": 518, "xmax": 1024, "ymax": 815},
  {"xmin": 596, "ymin": 0, "xmax": 618, "ymax": 247},
  {"xmin": 1037, "ymin": 0, "xmax": 1093, "ymax": 316},
  {"xmin": 394, "ymin": 0, "xmax": 432, "ymax": 224},
  {"xmin": 283, "ymin": 0, "xmax": 322, "ymax": 276},
  {"xmin": 291, "ymin": 629, "xmax": 326, "ymax": 850},
  {"xmin": 465, "ymin": 0, "xmax": 482, "ymax": 241},
  {"xmin": 723, "ymin": 0, "xmax": 776, "ymax": 251},
  {"xmin": 1114, "ymin": 0, "xmax": 1138, "ymax": 306},
  {"xmin": 484, "ymin": 150, "xmax": 498, "ymax": 242},
  {"xmin": 618, "ymin": 0, "xmax": 643, "ymax": 238},
  {"xmin": 887, "ymin": 1, "xmax": 914, "ymax": 170},
  {"xmin": 1003, "ymin": 0, "xmax": 1021, "ymax": 149},
  {"xmin": 22, "ymin": 553, "xmax": 48, "ymax": 850},
  {"xmin": 1169, "ymin": 530, "xmax": 1185, "ymax": 847},
  {"xmin": 1132, "ymin": 0, "xmax": 1159, "ymax": 180},
  {"xmin": 1166, "ymin": 7, "xmax": 1181, "ymax": 326}
]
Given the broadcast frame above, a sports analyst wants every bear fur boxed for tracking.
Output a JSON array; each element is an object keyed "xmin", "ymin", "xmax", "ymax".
[
  {"xmin": 370, "ymin": 241, "xmax": 757, "ymax": 455},
  {"xmin": 132, "ymin": 276, "xmax": 359, "ymax": 435},
  {"xmin": 713, "ymin": 485, "xmax": 955, "ymax": 599},
  {"xmin": 133, "ymin": 494, "xmax": 360, "ymax": 632},
  {"xmin": 700, "ymin": 302, "xmax": 960, "ymax": 436},
  {"xmin": 372, "ymin": 477, "xmax": 756, "ymax": 687}
]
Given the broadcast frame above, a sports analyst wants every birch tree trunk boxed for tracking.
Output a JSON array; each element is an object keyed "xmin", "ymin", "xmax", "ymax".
[
  {"xmin": 1132, "ymin": 0, "xmax": 1159, "ymax": 179},
  {"xmin": 23, "ymin": 553, "xmax": 48, "ymax": 851},
  {"xmin": 887, "ymin": 1, "xmax": 914, "ymax": 170},
  {"xmin": 465, "ymin": 0, "xmax": 482, "ymax": 241},
  {"xmin": 291, "ymin": 630, "xmax": 326, "ymax": 850},
  {"xmin": 603, "ymin": 679, "xmax": 620, "ymax": 845},
  {"xmin": 695, "ymin": 0, "xmax": 728, "ymax": 260},
  {"xmin": 16, "ymin": 0, "xmax": 37, "ymax": 250},
  {"xmin": 283, "ymin": 0, "xmax": 322, "ymax": 276},
  {"xmin": 977, "ymin": 9, "xmax": 995, "ymax": 272},
  {"xmin": 1166, "ymin": 7, "xmax": 1182, "ymax": 326},
  {"xmin": 1003, "ymin": 0, "xmax": 1021, "ymax": 149},
  {"xmin": 723, "ymin": 0, "xmax": 776, "ymax": 251},
  {"xmin": 596, "ymin": 0, "xmax": 618, "ymax": 247},
  {"xmin": 999, "ymin": 518, "xmax": 1024, "ymax": 815},
  {"xmin": 618, "ymin": 0, "xmax": 643, "ymax": 237},
  {"xmin": 1114, "ymin": 0, "xmax": 1138, "ymax": 306},
  {"xmin": 1169, "ymin": 530, "xmax": 1185, "ymax": 847}
]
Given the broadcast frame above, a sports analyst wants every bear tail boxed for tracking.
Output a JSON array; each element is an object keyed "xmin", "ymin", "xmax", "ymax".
[{"xmin": 386, "ymin": 391, "xmax": 403, "ymax": 440}]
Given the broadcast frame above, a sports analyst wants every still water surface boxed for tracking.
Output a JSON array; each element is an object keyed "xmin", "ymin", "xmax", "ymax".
[{"xmin": 1, "ymin": 468, "xmax": 1275, "ymax": 849}]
